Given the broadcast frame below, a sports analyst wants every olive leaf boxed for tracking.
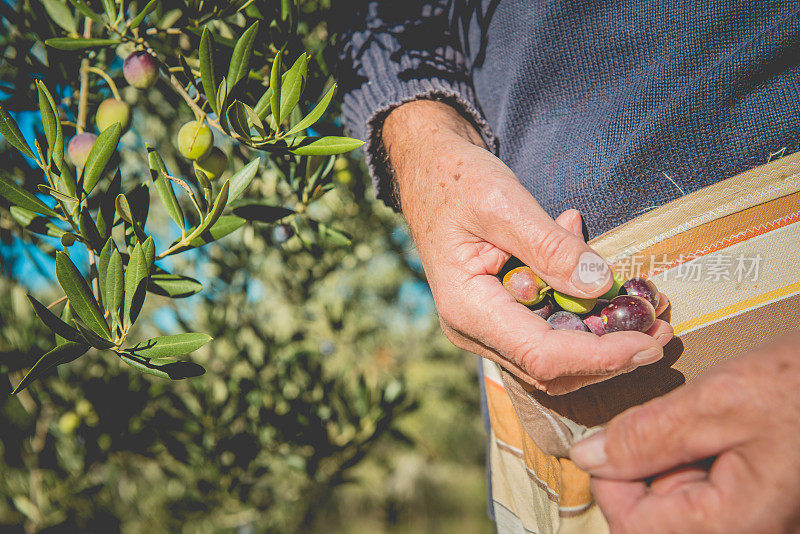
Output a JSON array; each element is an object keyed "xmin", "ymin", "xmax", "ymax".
[
  {"xmin": 41, "ymin": 0, "xmax": 78, "ymax": 33},
  {"xmin": 269, "ymin": 47, "xmax": 283, "ymax": 130},
  {"xmin": 0, "ymin": 175, "xmax": 58, "ymax": 217},
  {"xmin": 278, "ymin": 53, "xmax": 308, "ymax": 125},
  {"xmin": 55, "ymin": 252, "xmax": 112, "ymax": 340},
  {"xmin": 285, "ymin": 84, "xmax": 336, "ymax": 136},
  {"xmin": 0, "ymin": 107, "xmax": 36, "ymax": 159},
  {"xmin": 117, "ymin": 352, "xmax": 205, "ymax": 380},
  {"xmin": 227, "ymin": 21, "xmax": 259, "ymax": 90},
  {"xmin": 12, "ymin": 342, "xmax": 90, "ymax": 394},
  {"xmin": 148, "ymin": 272, "xmax": 203, "ymax": 298},
  {"xmin": 228, "ymin": 157, "xmax": 260, "ymax": 201},
  {"xmin": 67, "ymin": 0, "xmax": 103, "ymax": 23},
  {"xmin": 27, "ymin": 295, "xmax": 84, "ymax": 344},
  {"xmin": 82, "ymin": 122, "xmax": 121, "ymax": 194},
  {"xmin": 124, "ymin": 333, "xmax": 212, "ymax": 359},
  {"xmin": 146, "ymin": 145, "xmax": 183, "ymax": 230},
  {"xmin": 10, "ymin": 206, "xmax": 68, "ymax": 239},
  {"xmin": 44, "ymin": 38, "xmax": 120, "ymax": 50},
  {"xmin": 36, "ymin": 81, "xmax": 62, "ymax": 167},
  {"xmin": 128, "ymin": 0, "xmax": 158, "ymax": 29},
  {"xmin": 106, "ymin": 247, "xmax": 124, "ymax": 325},
  {"xmin": 123, "ymin": 241, "xmax": 148, "ymax": 328},
  {"xmin": 199, "ymin": 27, "xmax": 218, "ymax": 114},
  {"xmin": 288, "ymin": 136, "xmax": 364, "ymax": 156}
]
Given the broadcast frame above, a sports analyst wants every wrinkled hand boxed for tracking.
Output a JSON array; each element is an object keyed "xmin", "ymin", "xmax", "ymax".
[
  {"xmin": 570, "ymin": 331, "xmax": 800, "ymax": 533},
  {"xmin": 383, "ymin": 100, "xmax": 672, "ymax": 394}
]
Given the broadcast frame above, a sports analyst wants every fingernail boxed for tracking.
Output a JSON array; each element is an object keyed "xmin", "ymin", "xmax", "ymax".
[
  {"xmin": 632, "ymin": 347, "xmax": 662, "ymax": 366},
  {"xmin": 570, "ymin": 430, "xmax": 608, "ymax": 470},
  {"xmin": 571, "ymin": 252, "xmax": 612, "ymax": 293}
]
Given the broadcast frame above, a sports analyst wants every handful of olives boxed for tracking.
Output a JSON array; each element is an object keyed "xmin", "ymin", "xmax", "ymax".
[{"xmin": 501, "ymin": 263, "xmax": 661, "ymax": 335}]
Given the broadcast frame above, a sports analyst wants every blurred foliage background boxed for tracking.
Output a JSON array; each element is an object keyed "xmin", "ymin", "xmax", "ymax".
[{"xmin": 0, "ymin": 0, "xmax": 492, "ymax": 532}]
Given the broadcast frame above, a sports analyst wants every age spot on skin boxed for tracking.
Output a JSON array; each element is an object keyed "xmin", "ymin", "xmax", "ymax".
[
  {"xmin": 439, "ymin": 181, "xmax": 446, "ymax": 188},
  {"xmin": 453, "ymin": 173, "xmax": 461, "ymax": 181}
]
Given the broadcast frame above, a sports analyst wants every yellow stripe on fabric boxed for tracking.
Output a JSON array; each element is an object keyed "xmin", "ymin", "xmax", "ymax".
[{"xmin": 674, "ymin": 281, "xmax": 800, "ymax": 335}]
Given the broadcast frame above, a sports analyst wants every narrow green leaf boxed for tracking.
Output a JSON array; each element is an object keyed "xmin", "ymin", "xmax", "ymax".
[
  {"xmin": 55, "ymin": 303, "xmax": 74, "ymax": 345},
  {"xmin": 67, "ymin": 0, "xmax": 103, "ymax": 23},
  {"xmin": 96, "ymin": 170, "xmax": 120, "ymax": 240},
  {"xmin": 10, "ymin": 206, "xmax": 66, "ymax": 239},
  {"xmin": 74, "ymin": 320, "xmax": 116, "ymax": 349},
  {"xmin": 82, "ymin": 122, "xmax": 121, "ymax": 195},
  {"xmin": 186, "ymin": 215, "xmax": 244, "ymax": 248},
  {"xmin": 45, "ymin": 37, "xmax": 120, "ymax": 50},
  {"xmin": 101, "ymin": 0, "xmax": 115, "ymax": 21},
  {"xmin": 148, "ymin": 272, "xmax": 203, "ymax": 298},
  {"xmin": 107, "ymin": 247, "xmax": 123, "ymax": 323},
  {"xmin": 125, "ymin": 333, "xmax": 212, "ymax": 359},
  {"xmin": 37, "ymin": 83, "xmax": 57, "ymax": 164},
  {"xmin": 117, "ymin": 352, "xmax": 205, "ymax": 379},
  {"xmin": 98, "ymin": 237, "xmax": 114, "ymax": 308},
  {"xmin": 0, "ymin": 107, "xmax": 36, "ymax": 159},
  {"xmin": 142, "ymin": 236, "xmax": 155, "ymax": 268},
  {"xmin": 79, "ymin": 207, "xmax": 103, "ymax": 252},
  {"xmin": 199, "ymin": 27, "xmax": 217, "ymax": 115},
  {"xmin": 0, "ymin": 175, "xmax": 58, "ymax": 217},
  {"xmin": 27, "ymin": 295, "xmax": 84, "ymax": 343},
  {"xmin": 146, "ymin": 145, "xmax": 183, "ymax": 230},
  {"xmin": 37, "ymin": 184, "xmax": 78, "ymax": 204},
  {"xmin": 115, "ymin": 193, "xmax": 132, "ymax": 224},
  {"xmin": 42, "ymin": 0, "xmax": 78, "ymax": 32},
  {"xmin": 286, "ymin": 84, "xmax": 336, "ymax": 136},
  {"xmin": 228, "ymin": 157, "xmax": 260, "ymax": 201},
  {"xmin": 12, "ymin": 342, "xmax": 90, "ymax": 394},
  {"xmin": 231, "ymin": 202, "xmax": 293, "ymax": 223},
  {"xmin": 216, "ymin": 78, "xmax": 228, "ymax": 132},
  {"xmin": 278, "ymin": 53, "xmax": 307, "ymax": 124},
  {"xmin": 269, "ymin": 48, "xmax": 283, "ymax": 130},
  {"xmin": 227, "ymin": 100, "xmax": 251, "ymax": 139},
  {"xmin": 289, "ymin": 136, "xmax": 365, "ymax": 156},
  {"xmin": 203, "ymin": 179, "xmax": 228, "ymax": 230},
  {"xmin": 226, "ymin": 21, "xmax": 259, "ymax": 89},
  {"xmin": 55, "ymin": 252, "xmax": 111, "ymax": 339},
  {"xmin": 128, "ymin": 0, "xmax": 158, "ymax": 29},
  {"xmin": 123, "ymin": 241, "xmax": 148, "ymax": 327},
  {"xmin": 37, "ymin": 82, "xmax": 64, "ymax": 169}
]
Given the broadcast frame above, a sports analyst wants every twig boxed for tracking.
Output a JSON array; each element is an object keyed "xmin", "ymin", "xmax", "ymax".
[
  {"xmin": 163, "ymin": 171, "xmax": 204, "ymax": 223},
  {"xmin": 76, "ymin": 19, "xmax": 94, "ymax": 133},
  {"xmin": 46, "ymin": 295, "xmax": 68, "ymax": 309},
  {"xmin": 86, "ymin": 66, "xmax": 122, "ymax": 100}
]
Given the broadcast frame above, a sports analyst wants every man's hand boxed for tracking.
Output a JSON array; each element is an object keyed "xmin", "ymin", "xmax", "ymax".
[
  {"xmin": 383, "ymin": 100, "xmax": 672, "ymax": 394},
  {"xmin": 570, "ymin": 331, "xmax": 800, "ymax": 533}
]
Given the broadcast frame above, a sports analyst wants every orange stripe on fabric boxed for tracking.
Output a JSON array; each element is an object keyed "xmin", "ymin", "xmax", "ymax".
[
  {"xmin": 674, "ymin": 281, "xmax": 800, "ymax": 334},
  {"xmin": 484, "ymin": 377, "xmax": 565, "ymax": 498},
  {"xmin": 610, "ymin": 192, "xmax": 800, "ymax": 278}
]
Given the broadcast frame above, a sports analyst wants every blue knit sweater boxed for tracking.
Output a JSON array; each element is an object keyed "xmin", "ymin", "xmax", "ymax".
[{"xmin": 335, "ymin": 0, "xmax": 800, "ymax": 237}]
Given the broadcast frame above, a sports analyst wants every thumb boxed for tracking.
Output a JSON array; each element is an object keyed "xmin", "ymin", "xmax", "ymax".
[
  {"xmin": 555, "ymin": 209, "xmax": 585, "ymax": 239},
  {"xmin": 476, "ymin": 184, "xmax": 612, "ymax": 297},
  {"xmin": 569, "ymin": 379, "xmax": 745, "ymax": 480}
]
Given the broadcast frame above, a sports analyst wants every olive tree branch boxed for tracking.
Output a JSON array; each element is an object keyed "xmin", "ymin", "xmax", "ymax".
[{"xmin": 76, "ymin": 18, "xmax": 94, "ymax": 133}]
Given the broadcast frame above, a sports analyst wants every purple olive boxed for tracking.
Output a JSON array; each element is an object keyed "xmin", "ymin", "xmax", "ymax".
[
  {"xmin": 123, "ymin": 51, "xmax": 158, "ymax": 89},
  {"xmin": 622, "ymin": 277, "xmax": 660, "ymax": 310},
  {"xmin": 583, "ymin": 315, "xmax": 607, "ymax": 336},
  {"xmin": 272, "ymin": 224, "xmax": 294, "ymax": 244},
  {"xmin": 548, "ymin": 311, "xmax": 590, "ymax": 332},
  {"xmin": 601, "ymin": 295, "xmax": 656, "ymax": 333},
  {"xmin": 529, "ymin": 296, "xmax": 555, "ymax": 320}
]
